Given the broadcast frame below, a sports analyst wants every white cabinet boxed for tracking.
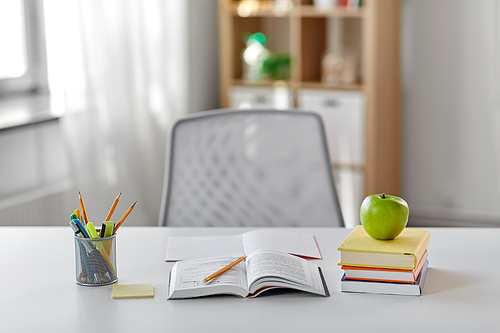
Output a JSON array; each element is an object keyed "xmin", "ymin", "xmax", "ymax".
[
  {"xmin": 298, "ymin": 89, "xmax": 365, "ymax": 166},
  {"xmin": 333, "ymin": 169, "xmax": 364, "ymax": 229},
  {"xmin": 298, "ymin": 89, "xmax": 366, "ymax": 228},
  {"xmin": 229, "ymin": 86, "xmax": 293, "ymax": 110},
  {"xmin": 0, "ymin": 120, "xmax": 70, "ymax": 199}
]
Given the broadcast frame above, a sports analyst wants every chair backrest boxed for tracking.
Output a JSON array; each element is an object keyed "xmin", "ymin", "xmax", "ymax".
[{"xmin": 158, "ymin": 109, "xmax": 344, "ymax": 227}]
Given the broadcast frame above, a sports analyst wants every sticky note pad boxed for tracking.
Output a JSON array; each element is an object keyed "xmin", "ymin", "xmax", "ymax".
[{"xmin": 112, "ymin": 283, "xmax": 154, "ymax": 299}]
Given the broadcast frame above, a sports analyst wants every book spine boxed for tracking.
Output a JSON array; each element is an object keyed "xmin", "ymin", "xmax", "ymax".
[{"xmin": 412, "ymin": 231, "xmax": 431, "ymax": 268}]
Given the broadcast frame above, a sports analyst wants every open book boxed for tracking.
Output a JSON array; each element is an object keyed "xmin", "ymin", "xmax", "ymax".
[
  {"xmin": 165, "ymin": 230, "xmax": 322, "ymax": 261},
  {"xmin": 167, "ymin": 250, "xmax": 330, "ymax": 299}
]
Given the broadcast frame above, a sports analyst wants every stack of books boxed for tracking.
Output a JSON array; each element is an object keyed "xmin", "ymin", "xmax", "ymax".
[{"xmin": 338, "ymin": 226, "xmax": 430, "ymax": 296}]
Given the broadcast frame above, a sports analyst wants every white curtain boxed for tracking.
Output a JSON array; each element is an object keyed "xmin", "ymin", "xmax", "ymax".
[{"xmin": 43, "ymin": 0, "xmax": 190, "ymax": 224}]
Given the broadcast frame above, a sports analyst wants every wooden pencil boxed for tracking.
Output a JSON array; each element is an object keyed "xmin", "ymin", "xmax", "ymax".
[
  {"xmin": 114, "ymin": 201, "xmax": 137, "ymax": 233},
  {"xmin": 203, "ymin": 256, "xmax": 246, "ymax": 283},
  {"xmin": 78, "ymin": 191, "xmax": 89, "ymax": 225},
  {"xmin": 105, "ymin": 192, "xmax": 122, "ymax": 221}
]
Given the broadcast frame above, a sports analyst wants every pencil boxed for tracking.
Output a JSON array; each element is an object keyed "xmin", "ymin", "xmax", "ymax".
[
  {"xmin": 78, "ymin": 191, "xmax": 89, "ymax": 225},
  {"xmin": 114, "ymin": 201, "xmax": 137, "ymax": 233},
  {"xmin": 105, "ymin": 192, "xmax": 121, "ymax": 221},
  {"xmin": 203, "ymin": 256, "xmax": 246, "ymax": 283}
]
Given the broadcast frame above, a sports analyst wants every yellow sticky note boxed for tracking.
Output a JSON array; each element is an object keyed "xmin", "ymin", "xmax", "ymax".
[{"xmin": 112, "ymin": 283, "xmax": 154, "ymax": 299}]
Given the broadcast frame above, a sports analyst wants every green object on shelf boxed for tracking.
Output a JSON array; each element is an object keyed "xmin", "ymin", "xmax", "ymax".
[
  {"xmin": 243, "ymin": 31, "xmax": 266, "ymax": 46},
  {"xmin": 242, "ymin": 32, "xmax": 271, "ymax": 81},
  {"xmin": 262, "ymin": 53, "xmax": 291, "ymax": 81}
]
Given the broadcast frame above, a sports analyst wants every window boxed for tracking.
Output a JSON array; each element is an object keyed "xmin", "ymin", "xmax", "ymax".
[{"xmin": 0, "ymin": 0, "xmax": 48, "ymax": 97}]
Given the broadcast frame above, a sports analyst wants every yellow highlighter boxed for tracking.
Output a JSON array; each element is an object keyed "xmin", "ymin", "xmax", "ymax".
[
  {"xmin": 86, "ymin": 222, "xmax": 97, "ymax": 236},
  {"xmin": 73, "ymin": 209, "xmax": 82, "ymax": 222},
  {"xmin": 103, "ymin": 221, "xmax": 115, "ymax": 237},
  {"xmin": 101, "ymin": 221, "xmax": 115, "ymax": 256},
  {"xmin": 86, "ymin": 222, "xmax": 116, "ymax": 275},
  {"xmin": 99, "ymin": 221, "xmax": 115, "ymax": 238}
]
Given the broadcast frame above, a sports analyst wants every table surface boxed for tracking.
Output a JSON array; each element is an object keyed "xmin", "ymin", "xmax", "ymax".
[{"xmin": 2, "ymin": 226, "xmax": 499, "ymax": 332}]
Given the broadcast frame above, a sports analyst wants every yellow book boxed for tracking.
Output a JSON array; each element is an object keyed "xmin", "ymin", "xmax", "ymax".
[{"xmin": 338, "ymin": 226, "xmax": 430, "ymax": 270}]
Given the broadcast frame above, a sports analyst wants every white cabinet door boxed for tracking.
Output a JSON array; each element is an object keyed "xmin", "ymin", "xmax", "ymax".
[
  {"xmin": 229, "ymin": 86, "xmax": 293, "ymax": 110},
  {"xmin": 298, "ymin": 89, "xmax": 366, "ymax": 227},
  {"xmin": 333, "ymin": 168, "xmax": 365, "ymax": 228},
  {"xmin": 297, "ymin": 89, "xmax": 365, "ymax": 166}
]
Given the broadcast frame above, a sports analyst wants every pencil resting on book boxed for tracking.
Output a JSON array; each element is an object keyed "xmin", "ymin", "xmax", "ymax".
[
  {"xmin": 105, "ymin": 192, "xmax": 121, "ymax": 222},
  {"xmin": 168, "ymin": 250, "xmax": 329, "ymax": 299},
  {"xmin": 114, "ymin": 201, "xmax": 137, "ymax": 233},
  {"xmin": 203, "ymin": 256, "xmax": 246, "ymax": 283}
]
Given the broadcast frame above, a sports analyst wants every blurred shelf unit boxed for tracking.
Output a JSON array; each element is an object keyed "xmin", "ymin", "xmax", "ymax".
[{"xmin": 218, "ymin": 0, "xmax": 401, "ymax": 226}]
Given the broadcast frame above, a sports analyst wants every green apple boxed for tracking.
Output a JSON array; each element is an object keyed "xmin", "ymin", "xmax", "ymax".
[{"xmin": 360, "ymin": 193, "xmax": 409, "ymax": 240}]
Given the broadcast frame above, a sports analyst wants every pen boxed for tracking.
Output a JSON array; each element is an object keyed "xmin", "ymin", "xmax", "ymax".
[
  {"xmin": 72, "ymin": 220, "xmax": 101, "ymax": 280},
  {"xmin": 70, "ymin": 221, "xmax": 94, "ymax": 283},
  {"xmin": 203, "ymin": 256, "xmax": 246, "ymax": 283},
  {"xmin": 114, "ymin": 201, "xmax": 137, "ymax": 233},
  {"xmin": 73, "ymin": 219, "xmax": 90, "ymax": 238},
  {"xmin": 78, "ymin": 192, "xmax": 90, "ymax": 225},
  {"xmin": 70, "ymin": 220, "xmax": 86, "ymax": 239},
  {"xmin": 105, "ymin": 192, "xmax": 121, "ymax": 221}
]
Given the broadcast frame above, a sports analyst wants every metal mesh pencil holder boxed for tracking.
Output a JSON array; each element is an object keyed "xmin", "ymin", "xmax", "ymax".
[{"xmin": 74, "ymin": 234, "xmax": 118, "ymax": 286}]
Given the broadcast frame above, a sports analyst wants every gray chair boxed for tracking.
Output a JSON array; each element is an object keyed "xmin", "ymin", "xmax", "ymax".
[{"xmin": 158, "ymin": 109, "xmax": 344, "ymax": 227}]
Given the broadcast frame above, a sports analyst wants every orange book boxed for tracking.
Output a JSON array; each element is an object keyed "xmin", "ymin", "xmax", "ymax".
[{"xmin": 342, "ymin": 250, "xmax": 428, "ymax": 283}]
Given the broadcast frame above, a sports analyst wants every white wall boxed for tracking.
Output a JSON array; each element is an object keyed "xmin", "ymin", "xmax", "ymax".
[
  {"xmin": 187, "ymin": 0, "xmax": 220, "ymax": 113},
  {"xmin": 401, "ymin": 0, "xmax": 500, "ymax": 226}
]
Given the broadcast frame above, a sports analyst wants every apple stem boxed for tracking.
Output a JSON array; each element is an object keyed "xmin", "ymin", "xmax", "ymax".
[{"xmin": 382, "ymin": 193, "xmax": 386, "ymax": 199}]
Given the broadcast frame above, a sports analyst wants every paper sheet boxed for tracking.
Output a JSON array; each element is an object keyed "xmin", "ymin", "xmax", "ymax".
[
  {"xmin": 165, "ymin": 230, "xmax": 322, "ymax": 261},
  {"xmin": 165, "ymin": 235, "xmax": 244, "ymax": 261},
  {"xmin": 242, "ymin": 230, "xmax": 322, "ymax": 259}
]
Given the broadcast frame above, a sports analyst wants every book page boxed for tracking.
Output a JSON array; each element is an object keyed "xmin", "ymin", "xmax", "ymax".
[
  {"xmin": 165, "ymin": 235, "xmax": 244, "ymax": 261},
  {"xmin": 245, "ymin": 250, "xmax": 325, "ymax": 295},
  {"xmin": 168, "ymin": 257, "xmax": 248, "ymax": 299},
  {"xmin": 242, "ymin": 230, "xmax": 322, "ymax": 259}
]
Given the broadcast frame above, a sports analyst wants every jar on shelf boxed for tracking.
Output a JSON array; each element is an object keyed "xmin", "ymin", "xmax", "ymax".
[
  {"xmin": 242, "ymin": 32, "xmax": 271, "ymax": 81},
  {"xmin": 321, "ymin": 50, "xmax": 357, "ymax": 85}
]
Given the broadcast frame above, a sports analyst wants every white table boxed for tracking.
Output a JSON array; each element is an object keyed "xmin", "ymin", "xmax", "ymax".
[{"xmin": 2, "ymin": 227, "xmax": 499, "ymax": 332}]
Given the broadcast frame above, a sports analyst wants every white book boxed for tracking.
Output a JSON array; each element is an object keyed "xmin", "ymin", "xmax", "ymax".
[
  {"xmin": 340, "ymin": 260, "xmax": 429, "ymax": 296},
  {"xmin": 165, "ymin": 229, "xmax": 322, "ymax": 261},
  {"xmin": 167, "ymin": 249, "xmax": 329, "ymax": 299}
]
